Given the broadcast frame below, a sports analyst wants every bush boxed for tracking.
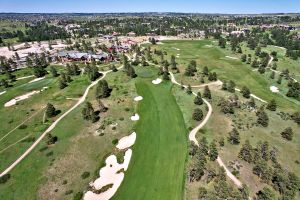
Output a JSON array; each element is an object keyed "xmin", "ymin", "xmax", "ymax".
[
  {"xmin": 62, "ymin": 180, "xmax": 68, "ymax": 185},
  {"xmin": 65, "ymin": 190, "xmax": 73, "ymax": 195},
  {"xmin": 73, "ymin": 192, "xmax": 83, "ymax": 200},
  {"xmin": 112, "ymin": 139, "xmax": 118, "ymax": 145},
  {"xmin": 81, "ymin": 171, "xmax": 90, "ymax": 179},
  {"xmin": 18, "ymin": 124, "xmax": 27, "ymax": 129},
  {"xmin": 0, "ymin": 174, "xmax": 11, "ymax": 184},
  {"xmin": 46, "ymin": 151, "xmax": 53, "ymax": 157}
]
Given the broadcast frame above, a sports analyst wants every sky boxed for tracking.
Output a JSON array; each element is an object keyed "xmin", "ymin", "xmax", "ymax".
[{"xmin": 0, "ymin": 0, "xmax": 300, "ymax": 14}]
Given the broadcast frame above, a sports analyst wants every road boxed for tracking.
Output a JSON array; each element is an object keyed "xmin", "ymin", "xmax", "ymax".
[{"xmin": 0, "ymin": 67, "xmax": 123, "ymax": 177}]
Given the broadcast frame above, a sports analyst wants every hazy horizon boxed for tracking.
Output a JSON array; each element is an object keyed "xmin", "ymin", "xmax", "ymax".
[{"xmin": 1, "ymin": 0, "xmax": 300, "ymax": 14}]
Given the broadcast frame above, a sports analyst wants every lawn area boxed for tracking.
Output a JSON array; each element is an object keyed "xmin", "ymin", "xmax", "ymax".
[
  {"xmin": 113, "ymin": 77, "xmax": 188, "ymax": 200},
  {"xmin": 153, "ymin": 40, "xmax": 300, "ymax": 112}
]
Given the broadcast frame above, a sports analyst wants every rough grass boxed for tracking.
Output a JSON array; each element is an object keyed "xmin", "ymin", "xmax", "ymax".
[
  {"xmin": 113, "ymin": 77, "xmax": 188, "ymax": 200},
  {"xmin": 0, "ymin": 70, "xmax": 136, "ymax": 200}
]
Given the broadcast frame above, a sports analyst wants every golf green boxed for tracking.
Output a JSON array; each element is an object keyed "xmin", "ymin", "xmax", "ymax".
[{"xmin": 113, "ymin": 79, "xmax": 188, "ymax": 200}]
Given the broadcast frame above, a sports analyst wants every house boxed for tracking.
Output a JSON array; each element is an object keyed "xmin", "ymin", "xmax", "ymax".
[{"xmin": 57, "ymin": 51, "xmax": 109, "ymax": 62}]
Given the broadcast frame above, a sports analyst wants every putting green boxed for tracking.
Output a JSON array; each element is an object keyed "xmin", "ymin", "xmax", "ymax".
[{"xmin": 113, "ymin": 79, "xmax": 188, "ymax": 200}]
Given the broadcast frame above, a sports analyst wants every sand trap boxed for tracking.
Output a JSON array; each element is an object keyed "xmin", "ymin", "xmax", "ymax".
[
  {"xmin": 270, "ymin": 86, "xmax": 279, "ymax": 93},
  {"xmin": 157, "ymin": 42, "xmax": 164, "ymax": 45},
  {"xmin": 152, "ymin": 78, "xmax": 162, "ymax": 85},
  {"xmin": 173, "ymin": 47, "xmax": 180, "ymax": 51},
  {"xmin": 134, "ymin": 96, "xmax": 143, "ymax": 101},
  {"xmin": 40, "ymin": 87, "xmax": 48, "ymax": 92},
  {"xmin": 16, "ymin": 75, "xmax": 34, "ymax": 80},
  {"xmin": 226, "ymin": 56, "xmax": 239, "ymax": 60},
  {"xmin": 116, "ymin": 132, "xmax": 136, "ymax": 150},
  {"xmin": 29, "ymin": 77, "xmax": 45, "ymax": 83},
  {"xmin": 250, "ymin": 94, "xmax": 267, "ymax": 103},
  {"xmin": 0, "ymin": 91, "xmax": 6, "ymax": 96},
  {"xmin": 4, "ymin": 91, "xmax": 40, "ymax": 107},
  {"xmin": 205, "ymin": 45, "xmax": 213, "ymax": 48},
  {"xmin": 130, "ymin": 113, "xmax": 140, "ymax": 121},
  {"xmin": 84, "ymin": 149, "xmax": 132, "ymax": 200}
]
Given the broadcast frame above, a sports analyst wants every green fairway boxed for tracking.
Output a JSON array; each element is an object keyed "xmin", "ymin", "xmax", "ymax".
[
  {"xmin": 153, "ymin": 40, "xmax": 300, "ymax": 112},
  {"xmin": 113, "ymin": 79, "xmax": 188, "ymax": 200}
]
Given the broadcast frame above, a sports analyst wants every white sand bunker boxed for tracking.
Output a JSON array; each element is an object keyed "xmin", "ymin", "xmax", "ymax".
[
  {"xmin": 116, "ymin": 132, "xmax": 136, "ymax": 150},
  {"xmin": 226, "ymin": 56, "xmax": 239, "ymax": 60},
  {"xmin": 29, "ymin": 77, "xmax": 45, "ymax": 83},
  {"xmin": 152, "ymin": 78, "xmax": 162, "ymax": 85},
  {"xmin": 131, "ymin": 113, "xmax": 140, "ymax": 121},
  {"xmin": 84, "ymin": 149, "xmax": 132, "ymax": 200},
  {"xmin": 173, "ymin": 47, "xmax": 180, "ymax": 51},
  {"xmin": 0, "ymin": 91, "xmax": 6, "ymax": 96},
  {"xmin": 16, "ymin": 75, "xmax": 34, "ymax": 80},
  {"xmin": 270, "ymin": 86, "xmax": 279, "ymax": 93},
  {"xmin": 4, "ymin": 91, "xmax": 40, "ymax": 107},
  {"xmin": 134, "ymin": 96, "xmax": 143, "ymax": 101},
  {"xmin": 205, "ymin": 45, "xmax": 213, "ymax": 48}
]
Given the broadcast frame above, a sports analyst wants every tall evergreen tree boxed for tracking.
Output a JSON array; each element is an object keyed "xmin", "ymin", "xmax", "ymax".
[
  {"xmin": 203, "ymin": 86, "xmax": 211, "ymax": 99},
  {"xmin": 194, "ymin": 92, "xmax": 203, "ymax": 105}
]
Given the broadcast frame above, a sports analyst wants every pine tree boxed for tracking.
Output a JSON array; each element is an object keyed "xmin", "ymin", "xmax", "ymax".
[
  {"xmin": 209, "ymin": 140, "xmax": 218, "ymax": 161},
  {"xmin": 162, "ymin": 71, "xmax": 170, "ymax": 80},
  {"xmin": 203, "ymin": 66, "xmax": 209, "ymax": 76},
  {"xmin": 95, "ymin": 80, "xmax": 111, "ymax": 99},
  {"xmin": 194, "ymin": 92, "xmax": 203, "ymax": 105},
  {"xmin": 45, "ymin": 103, "xmax": 56, "ymax": 118},
  {"xmin": 266, "ymin": 99, "xmax": 276, "ymax": 111},
  {"xmin": 277, "ymin": 76, "xmax": 282, "ymax": 84},
  {"xmin": 186, "ymin": 84, "xmax": 192, "ymax": 95},
  {"xmin": 203, "ymin": 86, "xmax": 211, "ymax": 99},
  {"xmin": 227, "ymin": 80, "xmax": 236, "ymax": 93},
  {"xmin": 256, "ymin": 187, "xmax": 275, "ymax": 200},
  {"xmin": 239, "ymin": 140, "xmax": 253, "ymax": 163},
  {"xmin": 193, "ymin": 108, "xmax": 203, "ymax": 121},
  {"xmin": 58, "ymin": 78, "xmax": 67, "ymax": 89},
  {"xmin": 269, "ymin": 71, "xmax": 275, "ymax": 79},
  {"xmin": 222, "ymin": 80, "xmax": 227, "ymax": 90},
  {"xmin": 248, "ymin": 97, "xmax": 256, "ymax": 109},
  {"xmin": 241, "ymin": 86, "xmax": 251, "ymax": 98},
  {"xmin": 281, "ymin": 127, "xmax": 293, "ymax": 141},
  {"xmin": 82, "ymin": 102, "xmax": 97, "ymax": 122},
  {"xmin": 228, "ymin": 128, "xmax": 240, "ymax": 144},
  {"xmin": 257, "ymin": 110, "xmax": 269, "ymax": 127},
  {"xmin": 50, "ymin": 66, "xmax": 58, "ymax": 77}
]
